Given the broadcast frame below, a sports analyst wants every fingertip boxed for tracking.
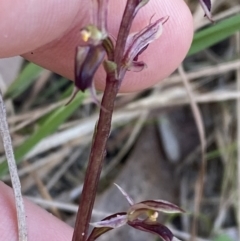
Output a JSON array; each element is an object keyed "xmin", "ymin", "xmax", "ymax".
[
  {"xmin": 0, "ymin": 0, "xmax": 84, "ymax": 57},
  {"xmin": 0, "ymin": 181, "xmax": 73, "ymax": 241}
]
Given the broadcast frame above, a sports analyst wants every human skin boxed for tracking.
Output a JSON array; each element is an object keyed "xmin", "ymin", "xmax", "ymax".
[{"xmin": 0, "ymin": 0, "xmax": 193, "ymax": 240}]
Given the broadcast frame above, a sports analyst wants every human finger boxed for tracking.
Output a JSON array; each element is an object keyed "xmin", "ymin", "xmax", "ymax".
[{"xmin": 0, "ymin": 181, "xmax": 73, "ymax": 241}]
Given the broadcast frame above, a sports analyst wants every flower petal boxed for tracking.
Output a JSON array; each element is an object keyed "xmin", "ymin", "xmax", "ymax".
[
  {"xmin": 114, "ymin": 183, "xmax": 134, "ymax": 205},
  {"xmin": 128, "ymin": 219, "xmax": 174, "ymax": 241},
  {"xmin": 130, "ymin": 200, "xmax": 184, "ymax": 214},
  {"xmin": 199, "ymin": 0, "xmax": 213, "ymax": 22},
  {"xmin": 90, "ymin": 212, "xmax": 127, "ymax": 228},
  {"xmin": 123, "ymin": 16, "xmax": 168, "ymax": 68},
  {"xmin": 87, "ymin": 212, "xmax": 127, "ymax": 241},
  {"xmin": 75, "ymin": 45, "xmax": 105, "ymax": 92},
  {"xmin": 75, "ymin": 46, "xmax": 90, "ymax": 75}
]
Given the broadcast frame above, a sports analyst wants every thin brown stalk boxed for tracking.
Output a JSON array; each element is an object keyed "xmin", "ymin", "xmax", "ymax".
[{"xmin": 72, "ymin": 75, "xmax": 119, "ymax": 241}]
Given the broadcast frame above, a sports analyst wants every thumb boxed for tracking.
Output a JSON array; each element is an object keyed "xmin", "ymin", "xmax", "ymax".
[{"xmin": 0, "ymin": 0, "xmax": 83, "ymax": 57}]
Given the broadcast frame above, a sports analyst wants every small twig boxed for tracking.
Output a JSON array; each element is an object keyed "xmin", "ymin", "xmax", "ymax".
[{"xmin": 0, "ymin": 90, "xmax": 28, "ymax": 241}]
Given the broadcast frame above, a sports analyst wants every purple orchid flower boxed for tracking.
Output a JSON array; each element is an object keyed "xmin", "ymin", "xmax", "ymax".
[{"xmin": 87, "ymin": 184, "xmax": 184, "ymax": 241}]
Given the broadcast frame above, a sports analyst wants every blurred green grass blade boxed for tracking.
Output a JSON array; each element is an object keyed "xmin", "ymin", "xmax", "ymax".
[
  {"xmin": 213, "ymin": 234, "xmax": 234, "ymax": 241},
  {"xmin": 34, "ymin": 77, "xmax": 69, "ymax": 104},
  {"xmin": 5, "ymin": 62, "xmax": 43, "ymax": 99},
  {"xmin": 206, "ymin": 142, "xmax": 236, "ymax": 160},
  {"xmin": 61, "ymin": 85, "xmax": 74, "ymax": 100},
  {"xmin": 188, "ymin": 14, "xmax": 240, "ymax": 56},
  {"xmin": 0, "ymin": 92, "xmax": 86, "ymax": 176}
]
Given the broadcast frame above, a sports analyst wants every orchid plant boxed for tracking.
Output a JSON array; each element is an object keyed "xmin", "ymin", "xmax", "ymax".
[{"xmin": 71, "ymin": 1, "xmax": 213, "ymax": 241}]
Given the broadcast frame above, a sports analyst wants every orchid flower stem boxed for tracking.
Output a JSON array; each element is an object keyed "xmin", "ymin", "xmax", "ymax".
[
  {"xmin": 71, "ymin": 1, "xmax": 137, "ymax": 240},
  {"xmin": 72, "ymin": 74, "xmax": 119, "ymax": 241}
]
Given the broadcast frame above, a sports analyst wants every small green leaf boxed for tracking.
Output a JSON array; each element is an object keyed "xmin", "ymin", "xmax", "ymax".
[
  {"xmin": 189, "ymin": 14, "xmax": 240, "ymax": 56},
  {"xmin": 5, "ymin": 62, "xmax": 43, "ymax": 99},
  {"xmin": 0, "ymin": 92, "xmax": 86, "ymax": 176}
]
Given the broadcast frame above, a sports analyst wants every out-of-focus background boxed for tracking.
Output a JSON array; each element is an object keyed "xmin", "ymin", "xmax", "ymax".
[{"xmin": 0, "ymin": 0, "xmax": 240, "ymax": 240}]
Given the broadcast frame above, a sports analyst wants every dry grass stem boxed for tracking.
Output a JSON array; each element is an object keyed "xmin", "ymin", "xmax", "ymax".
[
  {"xmin": 24, "ymin": 110, "xmax": 141, "ymax": 159},
  {"xmin": 46, "ymin": 147, "xmax": 85, "ymax": 190},
  {"xmin": 2, "ymin": 148, "xmax": 71, "ymax": 181},
  {"xmin": 162, "ymin": 59, "xmax": 240, "ymax": 86},
  {"xmin": 21, "ymin": 153, "xmax": 66, "ymax": 192},
  {"xmin": 0, "ymin": 90, "xmax": 28, "ymax": 241},
  {"xmin": 167, "ymin": 225, "xmax": 211, "ymax": 241},
  {"xmin": 126, "ymin": 89, "xmax": 240, "ymax": 111},
  {"xmin": 236, "ymin": 31, "xmax": 240, "ymax": 238},
  {"xmin": 178, "ymin": 64, "xmax": 206, "ymax": 240},
  {"xmin": 29, "ymin": 165, "xmax": 61, "ymax": 218},
  {"xmin": 27, "ymin": 196, "xmax": 109, "ymax": 217},
  {"xmin": 22, "ymin": 70, "xmax": 52, "ymax": 110}
]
